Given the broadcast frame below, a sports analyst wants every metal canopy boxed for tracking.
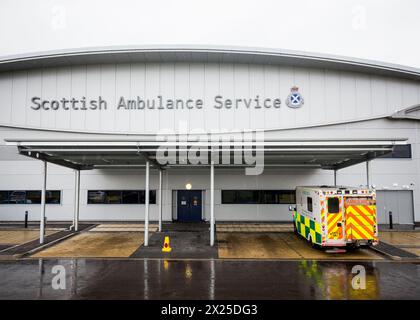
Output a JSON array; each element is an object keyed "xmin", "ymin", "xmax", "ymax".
[{"xmin": 5, "ymin": 138, "xmax": 407, "ymax": 171}]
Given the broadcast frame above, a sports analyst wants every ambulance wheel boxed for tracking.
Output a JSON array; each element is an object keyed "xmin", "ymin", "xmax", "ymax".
[
  {"xmin": 308, "ymin": 235, "xmax": 315, "ymax": 247},
  {"xmin": 293, "ymin": 222, "xmax": 298, "ymax": 234},
  {"xmin": 308, "ymin": 235, "xmax": 320, "ymax": 249}
]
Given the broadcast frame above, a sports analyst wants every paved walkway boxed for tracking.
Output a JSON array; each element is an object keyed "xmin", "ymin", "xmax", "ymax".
[
  {"xmin": 217, "ymin": 232, "xmax": 382, "ymax": 260},
  {"xmin": 131, "ymin": 222, "xmax": 218, "ymax": 259},
  {"xmin": 32, "ymin": 232, "xmax": 145, "ymax": 258}
]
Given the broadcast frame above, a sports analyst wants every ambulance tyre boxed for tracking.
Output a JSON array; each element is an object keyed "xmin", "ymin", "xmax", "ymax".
[
  {"xmin": 346, "ymin": 243, "xmax": 358, "ymax": 251},
  {"xmin": 308, "ymin": 235, "xmax": 315, "ymax": 248},
  {"xmin": 308, "ymin": 234, "xmax": 320, "ymax": 250},
  {"xmin": 293, "ymin": 222, "xmax": 298, "ymax": 234}
]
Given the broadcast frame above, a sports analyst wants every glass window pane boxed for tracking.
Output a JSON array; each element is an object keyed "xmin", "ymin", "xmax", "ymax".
[
  {"xmin": 222, "ymin": 190, "xmax": 236, "ymax": 204},
  {"xmin": 8, "ymin": 191, "xmax": 27, "ymax": 204},
  {"xmin": 26, "ymin": 191, "xmax": 41, "ymax": 204},
  {"xmin": 149, "ymin": 190, "xmax": 156, "ymax": 204},
  {"xmin": 105, "ymin": 191, "xmax": 122, "ymax": 204},
  {"xmin": 237, "ymin": 190, "xmax": 256, "ymax": 204},
  {"xmin": 27, "ymin": 191, "xmax": 42, "ymax": 204},
  {"xmin": 46, "ymin": 190, "xmax": 61, "ymax": 204},
  {"xmin": 122, "ymin": 191, "xmax": 139, "ymax": 204},
  {"xmin": 88, "ymin": 190, "xmax": 106, "ymax": 204},
  {"xmin": 328, "ymin": 198, "xmax": 340, "ymax": 213},
  {"xmin": 89, "ymin": 190, "xmax": 156, "ymax": 204},
  {"xmin": 0, "ymin": 191, "xmax": 9, "ymax": 204},
  {"xmin": 222, "ymin": 190, "xmax": 295, "ymax": 204},
  {"xmin": 307, "ymin": 197, "xmax": 313, "ymax": 212},
  {"xmin": 139, "ymin": 190, "xmax": 156, "ymax": 204}
]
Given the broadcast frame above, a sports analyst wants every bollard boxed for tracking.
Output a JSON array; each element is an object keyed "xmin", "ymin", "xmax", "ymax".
[
  {"xmin": 389, "ymin": 211, "xmax": 393, "ymax": 230},
  {"xmin": 24, "ymin": 211, "xmax": 28, "ymax": 228},
  {"xmin": 44, "ymin": 216, "xmax": 47, "ymax": 231}
]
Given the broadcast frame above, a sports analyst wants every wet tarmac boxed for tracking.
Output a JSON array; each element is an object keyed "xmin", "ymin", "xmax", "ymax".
[{"xmin": 0, "ymin": 259, "xmax": 418, "ymax": 300}]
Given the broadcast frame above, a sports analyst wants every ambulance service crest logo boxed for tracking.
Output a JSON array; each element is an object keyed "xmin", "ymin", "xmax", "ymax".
[{"xmin": 286, "ymin": 86, "xmax": 304, "ymax": 108}]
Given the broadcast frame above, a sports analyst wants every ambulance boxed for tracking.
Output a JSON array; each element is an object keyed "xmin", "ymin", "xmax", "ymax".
[{"xmin": 290, "ymin": 186, "xmax": 378, "ymax": 249}]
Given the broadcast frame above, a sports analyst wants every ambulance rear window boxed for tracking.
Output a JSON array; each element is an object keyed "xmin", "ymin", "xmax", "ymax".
[
  {"xmin": 328, "ymin": 198, "xmax": 340, "ymax": 213},
  {"xmin": 307, "ymin": 197, "xmax": 313, "ymax": 212}
]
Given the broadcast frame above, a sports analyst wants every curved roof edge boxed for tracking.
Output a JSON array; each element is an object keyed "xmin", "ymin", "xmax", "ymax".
[{"xmin": 0, "ymin": 45, "xmax": 420, "ymax": 81}]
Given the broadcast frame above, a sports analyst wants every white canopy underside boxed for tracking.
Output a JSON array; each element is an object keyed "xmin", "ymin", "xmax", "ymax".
[{"xmin": 5, "ymin": 138, "xmax": 407, "ymax": 171}]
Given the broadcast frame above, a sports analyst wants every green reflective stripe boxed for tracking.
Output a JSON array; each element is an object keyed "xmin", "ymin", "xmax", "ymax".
[
  {"xmin": 295, "ymin": 212, "xmax": 323, "ymax": 245},
  {"xmin": 310, "ymin": 220, "xmax": 315, "ymax": 230}
]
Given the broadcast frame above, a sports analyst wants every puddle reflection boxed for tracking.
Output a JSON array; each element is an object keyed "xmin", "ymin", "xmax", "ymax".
[{"xmin": 298, "ymin": 261, "xmax": 380, "ymax": 299}]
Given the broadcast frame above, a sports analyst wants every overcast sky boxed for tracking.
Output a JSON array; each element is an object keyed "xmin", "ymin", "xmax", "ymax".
[{"xmin": 1, "ymin": 0, "xmax": 419, "ymax": 68}]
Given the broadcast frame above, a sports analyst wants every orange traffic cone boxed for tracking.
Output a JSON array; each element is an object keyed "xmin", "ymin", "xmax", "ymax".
[{"xmin": 162, "ymin": 236, "xmax": 172, "ymax": 252}]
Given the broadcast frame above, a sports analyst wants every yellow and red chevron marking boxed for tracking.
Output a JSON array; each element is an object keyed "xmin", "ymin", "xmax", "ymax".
[
  {"xmin": 345, "ymin": 205, "xmax": 376, "ymax": 240},
  {"xmin": 327, "ymin": 212, "xmax": 343, "ymax": 239}
]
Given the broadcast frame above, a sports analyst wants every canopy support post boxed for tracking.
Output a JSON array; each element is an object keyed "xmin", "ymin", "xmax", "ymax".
[{"xmin": 144, "ymin": 161, "xmax": 150, "ymax": 246}]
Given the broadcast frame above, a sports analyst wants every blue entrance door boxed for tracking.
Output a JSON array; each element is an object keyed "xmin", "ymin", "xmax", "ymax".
[{"xmin": 177, "ymin": 190, "xmax": 202, "ymax": 222}]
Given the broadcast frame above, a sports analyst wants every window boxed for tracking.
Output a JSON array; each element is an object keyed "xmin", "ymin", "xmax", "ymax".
[
  {"xmin": 380, "ymin": 144, "xmax": 412, "ymax": 158},
  {"xmin": 327, "ymin": 197, "xmax": 340, "ymax": 213},
  {"xmin": 0, "ymin": 190, "xmax": 61, "ymax": 204},
  {"xmin": 221, "ymin": 190, "xmax": 295, "ymax": 204},
  {"xmin": 87, "ymin": 190, "xmax": 156, "ymax": 204},
  {"xmin": 122, "ymin": 191, "xmax": 139, "ymax": 204},
  {"xmin": 307, "ymin": 197, "xmax": 313, "ymax": 212},
  {"xmin": 0, "ymin": 191, "xmax": 8, "ymax": 204}
]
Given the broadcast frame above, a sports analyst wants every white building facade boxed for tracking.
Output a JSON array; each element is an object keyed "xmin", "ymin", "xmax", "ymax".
[{"xmin": 0, "ymin": 46, "xmax": 419, "ymax": 228}]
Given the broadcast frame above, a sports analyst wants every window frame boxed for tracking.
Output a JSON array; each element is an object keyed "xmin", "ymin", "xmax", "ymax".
[
  {"xmin": 0, "ymin": 190, "xmax": 62, "ymax": 205},
  {"xmin": 87, "ymin": 190, "xmax": 157, "ymax": 205},
  {"xmin": 221, "ymin": 190, "xmax": 296, "ymax": 205},
  {"xmin": 307, "ymin": 197, "xmax": 313, "ymax": 212},
  {"xmin": 327, "ymin": 197, "xmax": 340, "ymax": 214}
]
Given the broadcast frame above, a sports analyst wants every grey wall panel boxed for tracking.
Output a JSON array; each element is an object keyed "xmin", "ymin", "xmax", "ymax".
[
  {"xmin": 189, "ymin": 63, "xmax": 206, "ymax": 131},
  {"xmin": 174, "ymin": 63, "xmax": 190, "ymax": 131},
  {"xmin": 340, "ymin": 72, "xmax": 357, "ymax": 120},
  {"xmin": 145, "ymin": 63, "xmax": 160, "ymax": 132},
  {"xmin": 55, "ymin": 67, "xmax": 72, "ymax": 129},
  {"xmin": 0, "ymin": 62, "xmax": 420, "ymax": 134},
  {"xmin": 11, "ymin": 71, "xmax": 27, "ymax": 126},
  {"xmin": 26, "ymin": 70, "xmax": 42, "ymax": 127},
  {"xmin": 294, "ymin": 67, "xmax": 311, "ymax": 126},
  {"xmin": 386, "ymin": 79, "xmax": 403, "ymax": 114},
  {"xmin": 308, "ymin": 69, "xmax": 325, "ymax": 124},
  {"xmin": 263, "ymin": 65, "xmax": 281, "ymax": 129},
  {"xmin": 376, "ymin": 190, "xmax": 414, "ymax": 225},
  {"xmin": 41, "ymin": 68, "xmax": 57, "ymax": 129},
  {"xmin": 402, "ymin": 80, "xmax": 419, "ymax": 108},
  {"xmin": 355, "ymin": 74, "xmax": 372, "ymax": 118},
  {"xmin": 70, "ymin": 65, "xmax": 87, "ymax": 131},
  {"xmin": 249, "ymin": 64, "xmax": 265, "ymax": 130},
  {"xmin": 0, "ymin": 72, "xmax": 12, "ymax": 124},
  {"xmin": 324, "ymin": 70, "xmax": 341, "ymax": 122},
  {"xmin": 219, "ymin": 63, "xmax": 235, "ymax": 131},
  {"xmin": 278, "ymin": 66, "xmax": 296, "ymax": 127},
  {"xmin": 115, "ymin": 63, "xmax": 131, "ymax": 132},
  {"xmin": 85, "ymin": 65, "xmax": 101, "ymax": 131},
  {"xmin": 130, "ymin": 63, "xmax": 146, "ymax": 132},
  {"xmin": 233, "ymin": 64, "xmax": 251, "ymax": 129},
  {"xmin": 204, "ymin": 63, "xmax": 220, "ymax": 131},
  {"xmin": 100, "ymin": 64, "xmax": 116, "ymax": 132}
]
